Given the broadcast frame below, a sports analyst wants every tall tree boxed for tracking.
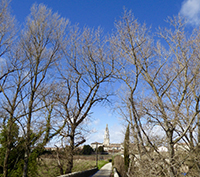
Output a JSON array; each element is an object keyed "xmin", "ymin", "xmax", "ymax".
[
  {"xmin": 17, "ymin": 4, "xmax": 68, "ymax": 177},
  {"xmin": 111, "ymin": 10, "xmax": 154, "ymax": 176},
  {"xmin": 0, "ymin": 1, "xmax": 19, "ymax": 176},
  {"xmin": 56, "ymin": 26, "xmax": 114, "ymax": 174},
  {"xmin": 112, "ymin": 10, "xmax": 200, "ymax": 177}
]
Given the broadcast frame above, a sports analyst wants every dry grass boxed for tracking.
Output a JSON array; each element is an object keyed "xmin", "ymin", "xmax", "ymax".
[{"xmin": 113, "ymin": 155, "xmax": 126, "ymax": 177}]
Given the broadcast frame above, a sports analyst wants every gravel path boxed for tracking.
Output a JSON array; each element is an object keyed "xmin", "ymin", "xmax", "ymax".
[{"xmin": 91, "ymin": 162, "xmax": 112, "ymax": 177}]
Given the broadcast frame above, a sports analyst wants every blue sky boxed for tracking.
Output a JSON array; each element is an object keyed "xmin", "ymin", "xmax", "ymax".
[
  {"xmin": 11, "ymin": 0, "xmax": 190, "ymax": 31},
  {"xmin": 9, "ymin": 0, "xmax": 200, "ymax": 145}
]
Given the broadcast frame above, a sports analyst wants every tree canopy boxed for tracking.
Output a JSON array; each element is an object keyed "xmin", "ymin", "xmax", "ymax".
[{"xmin": 0, "ymin": 1, "xmax": 199, "ymax": 177}]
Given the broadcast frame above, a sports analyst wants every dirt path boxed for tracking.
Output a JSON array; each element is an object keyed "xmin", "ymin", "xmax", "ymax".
[{"xmin": 91, "ymin": 162, "xmax": 112, "ymax": 177}]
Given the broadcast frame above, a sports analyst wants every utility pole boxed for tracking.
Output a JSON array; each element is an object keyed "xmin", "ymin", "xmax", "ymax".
[{"xmin": 96, "ymin": 142, "xmax": 98, "ymax": 167}]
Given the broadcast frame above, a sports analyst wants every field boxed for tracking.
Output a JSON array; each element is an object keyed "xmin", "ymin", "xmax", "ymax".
[{"xmin": 36, "ymin": 154, "xmax": 112, "ymax": 177}]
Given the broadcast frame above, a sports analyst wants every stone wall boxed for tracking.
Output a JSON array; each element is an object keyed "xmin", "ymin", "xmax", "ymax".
[{"xmin": 57, "ymin": 168, "xmax": 98, "ymax": 177}]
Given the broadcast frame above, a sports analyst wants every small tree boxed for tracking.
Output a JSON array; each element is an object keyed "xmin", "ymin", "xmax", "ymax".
[
  {"xmin": 81, "ymin": 145, "xmax": 94, "ymax": 155},
  {"xmin": 124, "ymin": 124, "xmax": 130, "ymax": 172},
  {"xmin": 0, "ymin": 122, "xmax": 25, "ymax": 177},
  {"xmin": 98, "ymin": 146, "xmax": 104, "ymax": 154}
]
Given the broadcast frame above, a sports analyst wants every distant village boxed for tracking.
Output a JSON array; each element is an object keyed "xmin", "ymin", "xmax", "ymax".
[
  {"xmin": 45, "ymin": 124, "xmax": 190, "ymax": 154},
  {"xmin": 90, "ymin": 124, "xmax": 124, "ymax": 153},
  {"xmin": 90, "ymin": 124, "xmax": 190, "ymax": 153}
]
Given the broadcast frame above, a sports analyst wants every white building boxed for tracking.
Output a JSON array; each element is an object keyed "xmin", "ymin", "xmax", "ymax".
[{"xmin": 157, "ymin": 146, "xmax": 168, "ymax": 152}]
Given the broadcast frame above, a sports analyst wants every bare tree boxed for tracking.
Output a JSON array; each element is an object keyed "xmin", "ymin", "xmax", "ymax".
[
  {"xmin": 140, "ymin": 16, "xmax": 200, "ymax": 176},
  {"xmin": 16, "ymin": 4, "xmax": 68, "ymax": 177},
  {"xmin": 112, "ymin": 11, "xmax": 200, "ymax": 177},
  {"xmin": 55, "ymin": 26, "xmax": 114, "ymax": 174},
  {"xmin": 110, "ymin": 8, "xmax": 153, "ymax": 154}
]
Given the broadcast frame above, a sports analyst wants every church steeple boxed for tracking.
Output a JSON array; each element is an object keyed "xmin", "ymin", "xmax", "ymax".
[{"xmin": 103, "ymin": 124, "xmax": 110, "ymax": 146}]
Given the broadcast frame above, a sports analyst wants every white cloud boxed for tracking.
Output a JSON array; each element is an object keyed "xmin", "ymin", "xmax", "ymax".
[
  {"xmin": 93, "ymin": 119, "xmax": 100, "ymax": 125},
  {"xmin": 86, "ymin": 129, "xmax": 104, "ymax": 144},
  {"xmin": 110, "ymin": 124, "xmax": 124, "ymax": 144},
  {"xmin": 180, "ymin": 0, "xmax": 200, "ymax": 25}
]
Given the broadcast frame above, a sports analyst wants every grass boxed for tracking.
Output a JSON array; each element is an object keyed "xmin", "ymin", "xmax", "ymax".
[
  {"xmin": 72, "ymin": 159, "xmax": 96, "ymax": 172},
  {"xmin": 97, "ymin": 160, "xmax": 109, "ymax": 169},
  {"xmin": 72, "ymin": 159, "xmax": 109, "ymax": 172},
  {"xmin": 37, "ymin": 154, "xmax": 111, "ymax": 177}
]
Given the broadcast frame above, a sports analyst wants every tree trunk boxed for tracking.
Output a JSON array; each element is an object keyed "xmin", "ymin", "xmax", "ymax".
[
  {"xmin": 65, "ymin": 128, "xmax": 75, "ymax": 174},
  {"xmin": 3, "ymin": 121, "xmax": 12, "ymax": 177},
  {"xmin": 198, "ymin": 115, "xmax": 200, "ymax": 151},
  {"xmin": 168, "ymin": 131, "xmax": 176, "ymax": 177},
  {"xmin": 56, "ymin": 147, "xmax": 64, "ymax": 175},
  {"xmin": 22, "ymin": 101, "xmax": 32, "ymax": 177},
  {"xmin": 65, "ymin": 148, "xmax": 73, "ymax": 174},
  {"xmin": 22, "ymin": 149, "xmax": 29, "ymax": 177},
  {"xmin": 3, "ymin": 148, "xmax": 10, "ymax": 177},
  {"xmin": 197, "ymin": 114, "xmax": 200, "ymax": 170}
]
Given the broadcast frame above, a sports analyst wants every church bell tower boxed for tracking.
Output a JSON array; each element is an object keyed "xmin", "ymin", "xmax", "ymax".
[{"xmin": 103, "ymin": 124, "xmax": 110, "ymax": 146}]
